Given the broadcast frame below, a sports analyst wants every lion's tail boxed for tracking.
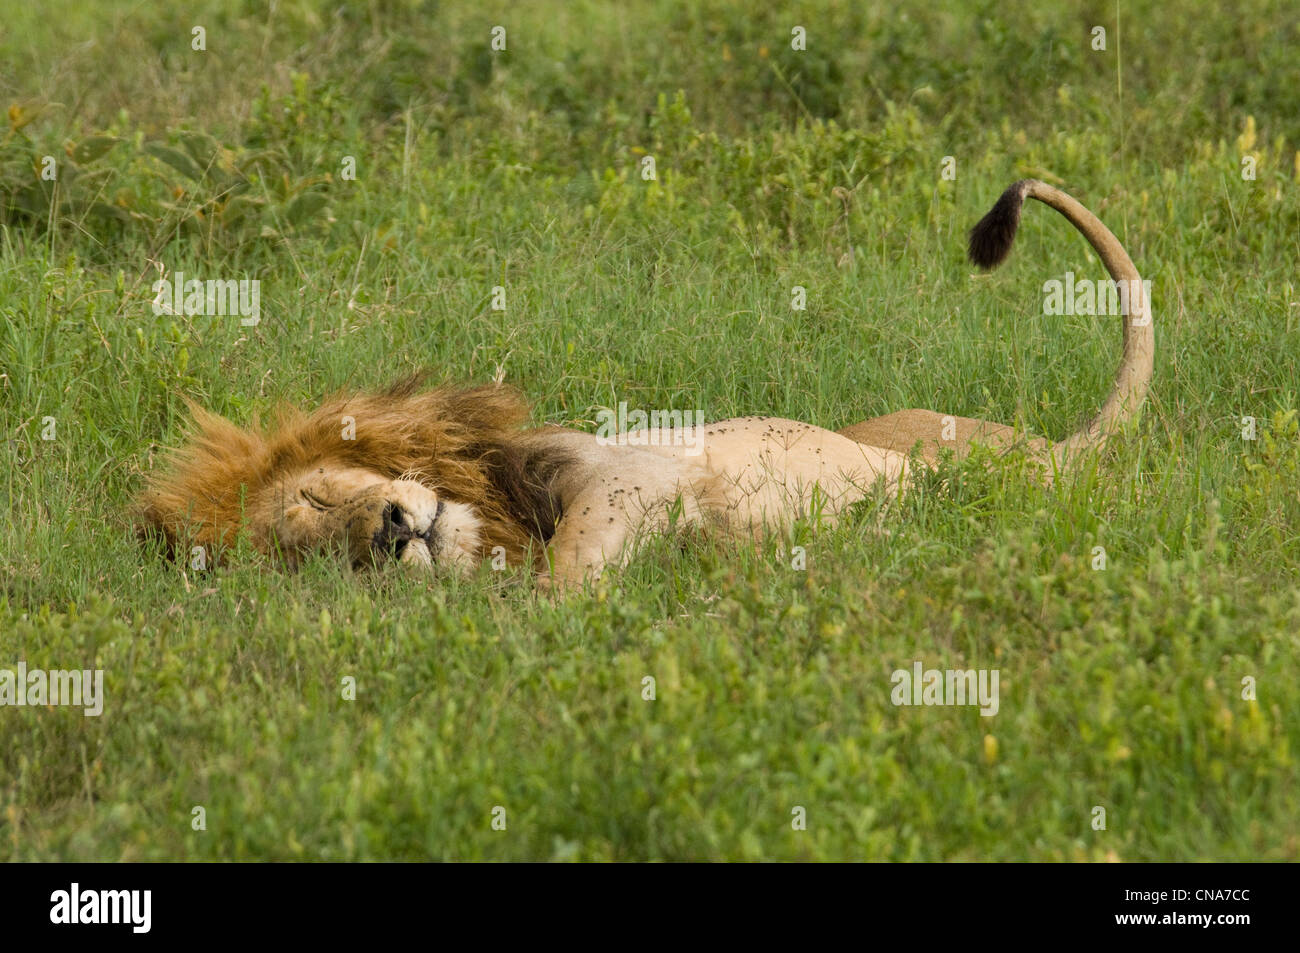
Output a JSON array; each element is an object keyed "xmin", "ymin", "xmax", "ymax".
[{"xmin": 967, "ymin": 180, "xmax": 1154, "ymax": 466}]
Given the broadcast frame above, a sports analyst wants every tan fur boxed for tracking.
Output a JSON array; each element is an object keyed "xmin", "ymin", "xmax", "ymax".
[
  {"xmin": 137, "ymin": 181, "xmax": 1151, "ymax": 588},
  {"xmin": 838, "ymin": 412, "xmax": 1048, "ymax": 468}
]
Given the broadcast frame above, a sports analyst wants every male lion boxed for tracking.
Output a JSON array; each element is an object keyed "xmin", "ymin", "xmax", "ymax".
[{"xmin": 138, "ymin": 180, "xmax": 1152, "ymax": 588}]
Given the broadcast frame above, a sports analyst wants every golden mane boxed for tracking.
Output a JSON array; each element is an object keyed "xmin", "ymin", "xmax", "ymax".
[{"xmin": 136, "ymin": 374, "xmax": 569, "ymax": 567}]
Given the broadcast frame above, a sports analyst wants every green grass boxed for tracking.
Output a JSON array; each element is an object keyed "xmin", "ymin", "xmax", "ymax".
[{"xmin": 1, "ymin": 0, "xmax": 1298, "ymax": 860}]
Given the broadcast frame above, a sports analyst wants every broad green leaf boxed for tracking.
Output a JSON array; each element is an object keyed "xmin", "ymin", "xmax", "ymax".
[
  {"xmin": 70, "ymin": 135, "xmax": 121, "ymax": 164},
  {"xmin": 176, "ymin": 130, "xmax": 223, "ymax": 165},
  {"xmin": 7, "ymin": 100, "xmax": 57, "ymax": 131},
  {"xmin": 144, "ymin": 142, "xmax": 205, "ymax": 181},
  {"xmin": 284, "ymin": 191, "xmax": 328, "ymax": 224}
]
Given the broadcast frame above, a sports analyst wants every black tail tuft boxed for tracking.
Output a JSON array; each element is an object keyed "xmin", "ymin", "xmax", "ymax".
[{"xmin": 968, "ymin": 180, "xmax": 1031, "ymax": 269}]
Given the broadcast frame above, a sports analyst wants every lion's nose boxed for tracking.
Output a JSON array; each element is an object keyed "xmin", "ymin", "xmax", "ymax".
[{"xmin": 373, "ymin": 502, "xmax": 415, "ymax": 560}]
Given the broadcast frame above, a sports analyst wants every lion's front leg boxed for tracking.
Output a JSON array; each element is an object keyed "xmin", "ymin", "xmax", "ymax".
[
  {"xmin": 542, "ymin": 494, "xmax": 634, "ymax": 590},
  {"xmin": 540, "ymin": 476, "xmax": 711, "ymax": 591}
]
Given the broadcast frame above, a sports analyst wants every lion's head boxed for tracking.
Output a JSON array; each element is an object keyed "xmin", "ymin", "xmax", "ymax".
[{"xmin": 136, "ymin": 375, "xmax": 569, "ymax": 574}]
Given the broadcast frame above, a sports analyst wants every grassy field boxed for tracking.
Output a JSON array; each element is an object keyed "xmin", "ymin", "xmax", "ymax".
[{"xmin": 1, "ymin": 0, "xmax": 1297, "ymax": 861}]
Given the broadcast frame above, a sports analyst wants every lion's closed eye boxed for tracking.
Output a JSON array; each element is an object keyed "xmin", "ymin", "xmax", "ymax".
[
  {"xmin": 295, "ymin": 467, "xmax": 391, "ymax": 513},
  {"xmin": 300, "ymin": 488, "xmax": 335, "ymax": 511}
]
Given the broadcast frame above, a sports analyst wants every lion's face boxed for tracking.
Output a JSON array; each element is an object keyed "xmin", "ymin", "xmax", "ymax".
[
  {"xmin": 267, "ymin": 465, "xmax": 483, "ymax": 573},
  {"xmin": 138, "ymin": 378, "xmax": 567, "ymax": 577}
]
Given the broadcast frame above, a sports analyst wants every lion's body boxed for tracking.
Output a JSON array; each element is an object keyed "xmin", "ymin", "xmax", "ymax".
[
  {"xmin": 141, "ymin": 390, "xmax": 908, "ymax": 586},
  {"xmin": 524, "ymin": 418, "xmax": 908, "ymax": 585},
  {"xmin": 137, "ymin": 180, "xmax": 1153, "ymax": 589},
  {"xmin": 837, "ymin": 410, "xmax": 1049, "ymax": 467}
]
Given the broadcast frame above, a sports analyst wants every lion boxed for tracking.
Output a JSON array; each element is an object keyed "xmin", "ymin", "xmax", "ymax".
[{"xmin": 137, "ymin": 180, "xmax": 1152, "ymax": 589}]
